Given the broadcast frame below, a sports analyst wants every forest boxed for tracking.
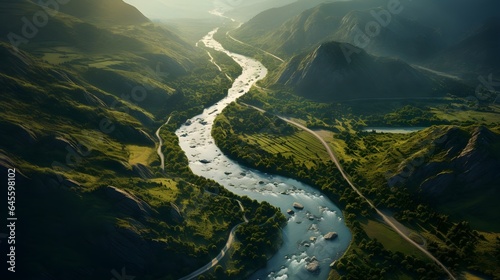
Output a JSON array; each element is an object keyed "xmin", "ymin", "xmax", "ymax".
[{"xmin": 213, "ymin": 101, "xmax": 499, "ymax": 279}]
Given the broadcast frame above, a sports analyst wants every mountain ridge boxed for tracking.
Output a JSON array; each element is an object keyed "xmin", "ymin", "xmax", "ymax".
[
  {"xmin": 275, "ymin": 41, "xmax": 470, "ymax": 101},
  {"xmin": 58, "ymin": 0, "xmax": 150, "ymax": 25},
  {"xmin": 0, "ymin": 1, "xmax": 281, "ymax": 279},
  {"xmin": 428, "ymin": 18, "xmax": 500, "ymax": 79}
]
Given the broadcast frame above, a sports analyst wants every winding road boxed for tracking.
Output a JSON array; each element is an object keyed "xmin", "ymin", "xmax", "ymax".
[
  {"xmin": 206, "ymin": 51, "xmax": 233, "ymax": 81},
  {"xmin": 242, "ymin": 103, "xmax": 457, "ymax": 280},
  {"xmin": 226, "ymin": 31, "xmax": 285, "ymax": 63},
  {"xmin": 155, "ymin": 116, "xmax": 171, "ymax": 171},
  {"xmin": 178, "ymin": 198, "xmax": 248, "ymax": 280},
  {"xmin": 169, "ymin": 10, "xmax": 456, "ymax": 279}
]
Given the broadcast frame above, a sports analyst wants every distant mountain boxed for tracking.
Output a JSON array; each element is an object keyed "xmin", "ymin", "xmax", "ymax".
[
  {"xmin": 60, "ymin": 0, "xmax": 150, "ymax": 25},
  {"xmin": 234, "ymin": 0, "xmax": 441, "ymax": 61},
  {"xmin": 232, "ymin": 1, "xmax": 374, "ymax": 55},
  {"xmin": 232, "ymin": 0, "xmax": 499, "ymax": 71},
  {"xmin": 232, "ymin": 0, "xmax": 345, "ymax": 47},
  {"xmin": 276, "ymin": 41, "xmax": 468, "ymax": 101},
  {"xmin": 121, "ymin": 0, "xmax": 297, "ymax": 21},
  {"xmin": 224, "ymin": 0, "xmax": 310, "ymax": 22},
  {"xmin": 428, "ymin": 18, "xmax": 500, "ymax": 80},
  {"xmin": 334, "ymin": 9, "xmax": 442, "ymax": 61},
  {"xmin": 399, "ymin": 0, "xmax": 500, "ymax": 45}
]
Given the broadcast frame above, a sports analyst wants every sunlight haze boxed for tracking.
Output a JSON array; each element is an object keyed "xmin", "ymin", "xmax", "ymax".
[{"xmin": 123, "ymin": 0, "xmax": 297, "ymax": 20}]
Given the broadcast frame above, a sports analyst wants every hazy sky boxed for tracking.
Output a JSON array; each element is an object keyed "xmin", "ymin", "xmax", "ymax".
[
  {"xmin": 124, "ymin": 0, "xmax": 214, "ymax": 19},
  {"xmin": 123, "ymin": 0, "xmax": 295, "ymax": 20}
]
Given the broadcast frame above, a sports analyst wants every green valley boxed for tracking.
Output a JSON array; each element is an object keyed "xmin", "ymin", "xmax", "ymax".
[
  {"xmin": 0, "ymin": 0, "xmax": 283, "ymax": 279},
  {"xmin": 1, "ymin": 0, "xmax": 499, "ymax": 279}
]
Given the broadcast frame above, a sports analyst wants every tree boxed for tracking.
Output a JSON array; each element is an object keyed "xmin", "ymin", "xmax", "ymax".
[{"xmin": 214, "ymin": 265, "xmax": 224, "ymax": 277}]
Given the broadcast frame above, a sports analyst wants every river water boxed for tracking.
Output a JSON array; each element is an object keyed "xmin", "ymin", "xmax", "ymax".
[
  {"xmin": 175, "ymin": 28, "xmax": 351, "ymax": 280},
  {"xmin": 362, "ymin": 127, "xmax": 426, "ymax": 134}
]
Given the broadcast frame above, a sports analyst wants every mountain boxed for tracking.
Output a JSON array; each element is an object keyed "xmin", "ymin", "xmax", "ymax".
[
  {"xmin": 224, "ymin": 0, "xmax": 303, "ymax": 22},
  {"xmin": 0, "ymin": 1, "xmax": 277, "ymax": 279},
  {"xmin": 232, "ymin": 0, "xmax": 341, "ymax": 46},
  {"xmin": 59, "ymin": 0, "xmax": 150, "ymax": 25},
  {"xmin": 428, "ymin": 18, "xmax": 500, "ymax": 80},
  {"xmin": 398, "ymin": 0, "xmax": 500, "ymax": 45},
  {"xmin": 232, "ymin": 0, "xmax": 499, "ymax": 68},
  {"xmin": 1, "ymin": 0, "xmax": 153, "ymax": 53},
  {"xmin": 233, "ymin": 1, "xmax": 372, "ymax": 53},
  {"xmin": 275, "ymin": 41, "xmax": 469, "ymax": 101},
  {"xmin": 333, "ymin": 8, "xmax": 442, "ymax": 61},
  {"xmin": 234, "ymin": 0, "xmax": 442, "ymax": 61},
  {"xmin": 388, "ymin": 126, "xmax": 500, "ymax": 231}
]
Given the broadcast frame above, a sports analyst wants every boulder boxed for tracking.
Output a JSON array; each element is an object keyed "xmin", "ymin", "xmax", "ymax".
[
  {"xmin": 324, "ymin": 232, "xmax": 338, "ymax": 240},
  {"xmin": 306, "ymin": 260, "xmax": 320, "ymax": 273},
  {"xmin": 293, "ymin": 202, "xmax": 304, "ymax": 210},
  {"xmin": 286, "ymin": 209, "xmax": 295, "ymax": 215}
]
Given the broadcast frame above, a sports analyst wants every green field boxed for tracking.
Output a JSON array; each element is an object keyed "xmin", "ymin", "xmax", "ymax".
[
  {"xmin": 127, "ymin": 144, "xmax": 157, "ymax": 166},
  {"xmin": 431, "ymin": 104, "xmax": 500, "ymax": 125},
  {"xmin": 242, "ymin": 129, "xmax": 330, "ymax": 168},
  {"xmin": 214, "ymin": 100, "xmax": 500, "ymax": 279},
  {"xmin": 360, "ymin": 219, "xmax": 428, "ymax": 260}
]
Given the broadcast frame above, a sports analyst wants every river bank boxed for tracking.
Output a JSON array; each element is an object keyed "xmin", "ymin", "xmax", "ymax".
[{"xmin": 175, "ymin": 27, "xmax": 351, "ymax": 280}]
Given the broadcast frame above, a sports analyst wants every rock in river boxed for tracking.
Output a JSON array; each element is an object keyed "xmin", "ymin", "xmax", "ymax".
[
  {"xmin": 324, "ymin": 232, "xmax": 338, "ymax": 240},
  {"xmin": 306, "ymin": 260, "xmax": 320, "ymax": 273},
  {"xmin": 286, "ymin": 209, "xmax": 295, "ymax": 215},
  {"xmin": 293, "ymin": 202, "xmax": 304, "ymax": 210}
]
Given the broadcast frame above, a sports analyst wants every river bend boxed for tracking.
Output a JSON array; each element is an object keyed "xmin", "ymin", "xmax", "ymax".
[{"xmin": 175, "ymin": 28, "xmax": 351, "ymax": 280}]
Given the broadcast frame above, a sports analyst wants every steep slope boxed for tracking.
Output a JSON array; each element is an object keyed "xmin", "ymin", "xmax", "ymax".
[
  {"xmin": 399, "ymin": 0, "xmax": 500, "ymax": 45},
  {"xmin": 224, "ymin": 0, "xmax": 299, "ymax": 22},
  {"xmin": 333, "ymin": 8, "xmax": 442, "ymax": 61},
  {"xmin": 428, "ymin": 18, "xmax": 500, "ymax": 79},
  {"xmin": 234, "ymin": 0, "xmax": 441, "ymax": 61},
  {"xmin": 0, "ymin": 0, "xmax": 204, "ymax": 115},
  {"xmin": 59, "ymin": 0, "xmax": 150, "ymax": 25},
  {"xmin": 0, "ymin": 1, "xmax": 281, "ymax": 279},
  {"xmin": 235, "ymin": 1, "xmax": 372, "ymax": 53},
  {"xmin": 1, "ymin": 0, "xmax": 146, "ymax": 53},
  {"xmin": 232, "ymin": 0, "xmax": 498, "ymax": 63},
  {"xmin": 391, "ymin": 126, "xmax": 500, "ymax": 195},
  {"xmin": 276, "ymin": 42, "xmax": 468, "ymax": 101},
  {"xmin": 388, "ymin": 126, "xmax": 500, "ymax": 231},
  {"xmin": 232, "ymin": 0, "xmax": 339, "ymax": 45}
]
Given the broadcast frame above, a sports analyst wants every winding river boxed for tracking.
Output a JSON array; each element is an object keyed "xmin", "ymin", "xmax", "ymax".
[{"xmin": 175, "ymin": 28, "xmax": 351, "ymax": 280}]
